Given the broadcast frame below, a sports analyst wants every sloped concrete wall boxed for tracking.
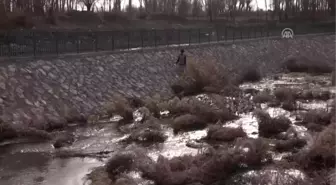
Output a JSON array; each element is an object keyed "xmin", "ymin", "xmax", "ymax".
[{"xmin": 0, "ymin": 34, "xmax": 334, "ymax": 126}]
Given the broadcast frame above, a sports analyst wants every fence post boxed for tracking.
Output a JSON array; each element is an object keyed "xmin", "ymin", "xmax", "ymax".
[
  {"xmin": 141, "ymin": 30, "xmax": 144, "ymax": 48},
  {"xmin": 76, "ymin": 34, "xmax": 80, "ymax": 53},
  {"xmin": 178, "ymin": 29, "xmax": 180, "ymax": 46},
  {"xmin": 233, "ymin": 27, "xmax": 235, "ymax": 42},
  {"xmin": 127, "ymin": 31, "xmax": 130, "ymax": 50},
  {"xmin": 198, "ymin": 28, "xmax": 201, "ymax": 43},
  {"xmin": 188, "ymin": 29, "xmax": 191, "ymax": 45},
  {"xmin": 154, "ymin": 29, "xmax": 157, "ymax": 47},
  {"xmin": 95, "ymin": 32, "xmax": 98, "ymax": 52},
  {"xmin": 166, "ymin": 30, "xmax": 169, "ymax": 46},
  {"xmin": 33, "ymin": 32, "xmax": 36, "ymax": 57},
  {"xmin": 208, "ymin": 28, "xmax": 211, "ymax": 43},
  {"xmin": 254, "ymin": 27, "xmax": 257, "ymax": 38},
  {"xmin": 55, "ymin": 32, "xmax": 59, "ymax": 55},
  {"xmin": 111, "ymin": 32, "xmax": 115, "ymax": 50},
  {"xmin": 6, "ymin": 32, "xmax": 11, "ymax": 57},
  {"xmin": 225, "ymin": 27, "xmax": 227, "ymax": 41},
  {"xmin": 240, "ymin": 28, "xmax": 243, "ymax": 40}
]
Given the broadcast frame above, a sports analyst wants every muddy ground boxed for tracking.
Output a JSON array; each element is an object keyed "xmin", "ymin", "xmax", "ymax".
[{"xmin": 0, "ymin": 69, "xmax": 334, "ymax": 185}]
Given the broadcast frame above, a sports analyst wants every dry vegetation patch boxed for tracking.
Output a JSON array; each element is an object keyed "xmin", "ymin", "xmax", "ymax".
[
  {"xmin": 254, "ymin": 110, "xmax": 291, "ymax": 138},
  {"xmin": 140, "ymin": 138, "xmax": 270, "ymax": 185},
  {"xmin": 301, "ymin": 109, "xmax": 332, "ymax": 126},
  {"xmin": 283, "ymin": 57, "xmax": 333, "ymax": 74},
  {"xmin": 171, "ymin": 59, "xmax": 231, "ymax": 96},
  {"xmin": 158, "ymin": 96, "xmax": 238, "ymax": 123},
  {"xmin": 104, "ymin": 95, "xmax": 134, "ymax": 122},
  {"xmin": 296, "ymin": 123, "xmax": 335, "ymax": 170},
  {"xmin": 172, "ymin": 114, "xmax": 207, "ymax": 133},
  {"xmin": 274, "ymin": 138, "xmax": 307, "ymax": 153},
  {"xmin": 206, "ymin": 125, "xmax": 247, "ymax": 142},
  {"xmin": 253, "ymin": 90, "xmax": 275, "ymax": 104},
  {"xmin": 237, "ymin": 67, "xmax": 262, "ymax": 84}
]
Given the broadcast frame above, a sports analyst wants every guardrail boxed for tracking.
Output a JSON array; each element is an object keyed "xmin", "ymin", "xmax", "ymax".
[{"xmin": 0, "ymin": 22, "xmax": 334, "ymax": 57}]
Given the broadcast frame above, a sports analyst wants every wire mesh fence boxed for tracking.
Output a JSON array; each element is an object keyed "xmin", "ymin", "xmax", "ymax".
[{"xmin": 0, "ymin": 22, "xmax": 334, "ymax": 57}]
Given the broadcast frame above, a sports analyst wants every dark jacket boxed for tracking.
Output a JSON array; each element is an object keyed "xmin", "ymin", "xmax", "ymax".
[{"xmin": 176, "ymin": 54, "xmax": 187, "ymax": 66}]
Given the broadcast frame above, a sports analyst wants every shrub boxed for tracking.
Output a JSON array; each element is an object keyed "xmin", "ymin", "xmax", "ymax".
[
  {"xmin": 172, "ymin": 114, "xmax": 207, "ymax": 133},
  {"xmin": 283, "ymin": 57, "xmax": 332, "ymax": 74},
  {"xmin": 63, "ymin": 108, "xmax": 87, "ymax": 124},
  {"xmin": 53, "ymin": 134, "xmax": 75, "ymax": 148},
  {"xmin": 0, "ymin": 121, "xmax": 17, "ymax": 142},
  {"xmin": 126, "ymin": 96, "xmax": 145, "ymax": 108},
  {"xmin": 254, "ymin": 109, "xmax": 291, "ymax": 138},
  {"xmin": 296, "ymin": 122, "xmax": 335, "ymax": 170},
  {"xmin": 103, "ymin": 12, "xmax": 129, "ymax": 22},
  {"xmin": 302, "ymin": 109, "xmax": 331, "ymax": 125},
  {"xmin": 206, "ymin": 125, "xmax": 247, "ymax": 142},
  {"xmin": 238, "ymin": 68, "xmax": 262, "ymax": 84},
  {"xmin": 159, "ymin": 96, "xmax": 237, "ymax": 123},
  {"xmin": 106, "ymin": 152, "xmax": 135, "ymax": 180},
  {"xmin": 274, "ymin": 87, "xmax": 298, "ymax": 102},
  {"xmin": 244, "ymin": 88, "xmax": 260, "ymax": 95},
  {"xmin": 171, "ymin": 59, "xmax": 231, "ymax": 96},
  {"xmin": 104, "ymin": 95, "xmax": 133, "ymax": 122},
  {"xmin": 305, "ymin": 122, "xmax": 324, "ymax": 132},
  {"xmin": 140, "ymin": 138, "xmax": 269, "ymax": 185},
  {"xmin": 274, "ymin": 138, "xmax": 307, "ymax": 152},
  {"xmin": 332, "ymin": 71, "xmax": 335, "ymax": 86},
  {"xmin": 253, "ymin": 91, "xmax": 274, "ymax": 103},
  {"xmin": 126, "ymin": 124, "xmax": 167, "ymax": 144},
  {"xmin": 294, "ymin": 89, "xmax": 331, "ymax": 101},
  {"xmin": 143, "ymin": 97, "xmax": 161, "ymax": 118}
]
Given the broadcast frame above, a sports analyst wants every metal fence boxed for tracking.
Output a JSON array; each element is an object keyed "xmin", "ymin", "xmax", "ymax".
[{"xmin": 0, "ymin": 23, "xmax": 334, "ymax": 57}]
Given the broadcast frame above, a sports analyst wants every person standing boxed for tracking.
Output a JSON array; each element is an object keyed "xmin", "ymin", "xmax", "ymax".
[{"xmin": 175, "ymin": 49, "xmax": 187, "ymax": 76}]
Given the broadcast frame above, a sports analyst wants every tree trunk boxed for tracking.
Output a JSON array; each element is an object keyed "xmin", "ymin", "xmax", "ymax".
[{"xmin": 85, "ymin": 3, "xmax": 92, "ymax": 11}]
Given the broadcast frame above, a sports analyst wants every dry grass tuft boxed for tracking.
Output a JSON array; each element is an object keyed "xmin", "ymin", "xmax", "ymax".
[
  {"xmin": 172, "ymin": 114, "xmax": 207, "ymax": 133},
  {"xmin": 206, "ymin": 125, "xmax": 247, "ymax": 142},
  {"xmin": 105, "ymin": 95, "xmax": 134, "ymax": 122},
  {"xmin": 254, "ymin": 109, "xmax": 291, "ymax": 138}
]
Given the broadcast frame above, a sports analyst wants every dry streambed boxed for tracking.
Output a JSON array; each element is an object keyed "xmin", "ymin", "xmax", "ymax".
[{"xmin": 85, "ymin": 72, "xmax": 335, "ymax": 185}]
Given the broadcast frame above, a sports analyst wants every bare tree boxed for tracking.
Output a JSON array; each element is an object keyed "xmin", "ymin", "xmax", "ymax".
[
  {"xmin": 78, "ymin": 0, "xmax": 96, "ymax": 11},
  {"xmin": 178, "ymin": 0, "xmax": 191, "ymax": 17}
]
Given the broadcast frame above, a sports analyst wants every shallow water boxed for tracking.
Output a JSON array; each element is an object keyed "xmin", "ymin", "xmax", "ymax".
[{"xmin": 0, "ymin": 72, "xmax": 334, "ymax": 185}]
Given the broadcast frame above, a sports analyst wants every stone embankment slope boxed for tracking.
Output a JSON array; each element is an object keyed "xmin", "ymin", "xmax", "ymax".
[{"xmin": 0, "ymin": 34, "xmax": 334, "ymax": 127}]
